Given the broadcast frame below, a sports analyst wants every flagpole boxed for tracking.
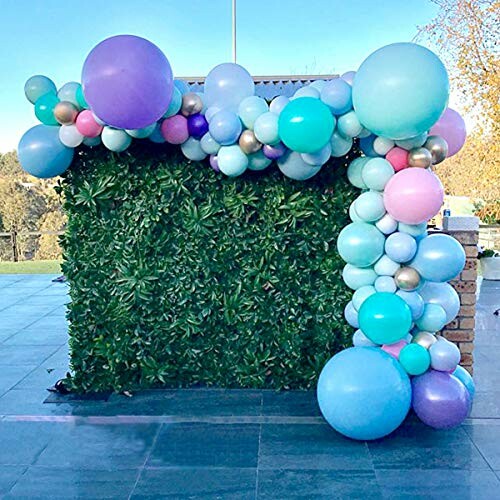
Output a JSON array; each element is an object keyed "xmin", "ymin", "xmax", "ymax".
[{"xmin": 232, "ymin": 0, "xmax": 237, "ymax": 63}]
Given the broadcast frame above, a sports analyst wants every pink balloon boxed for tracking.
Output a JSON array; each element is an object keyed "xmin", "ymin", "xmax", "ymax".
[
  {"xmin": 429, "ymin": 108, "xmax": 466, "ymax": 157},
  {"xmin": 386, "ymin": 147, "xmax": 409, "ymax": 172},
  {"xmin": 161, "ymin": 115, "xmax": 189, "ymax": 144},
  {"xmin": 75, "ymin": 110, "xmax": 103, "ymax": 138},
  {"xmin": 382, "ymin": 340, "xmax": 408, "ymax": 359},
  {"xmin": 384, "ymin": 168, "xmax": 444, "ymax": 225}
]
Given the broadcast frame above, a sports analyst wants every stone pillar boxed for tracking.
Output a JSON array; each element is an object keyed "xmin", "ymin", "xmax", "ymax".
[{"xmin": 436, "ymin": 216, "xmax": 479, "ymax": 374}]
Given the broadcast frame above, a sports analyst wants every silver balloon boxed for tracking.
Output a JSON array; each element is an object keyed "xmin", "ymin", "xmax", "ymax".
[
  {"xmin": 429, "ymin": 337, "xmax": 461, "ymax": 371},
  {"xmin": 412, "ymin": 331, "xmax": 437, "ymax": 350},
  {"xmin": 424, "ymin": 135, "xmax": 449, "ymax": 165},
  {"xmin": 395, "ymin": 266, "xmax": 421, "ymax": 291},
  {"xmin": 54, "ymin": 101, "xmax": 78, "ymax": 125},
  {"xmin": 408, "ymin": 147, "xmax": 433, "ymax": 168},
  {"xmin": 181, "ymin": 92, "xmax": 203, "ymax": 116},
  {"xmin": 238, "ymin": 129, "xmax": 262, "ymax": 154}
]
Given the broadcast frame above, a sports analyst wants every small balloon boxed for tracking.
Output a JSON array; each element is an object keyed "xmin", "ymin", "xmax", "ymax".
[
  {"xmin": 301, "ymin": 143, "xmax": 331, "ymax": 166},
  {"xmin": 419, "ymin": 282, "xmax": 460, "ymax": 324},
  {"xmin": 263, "ymin": 142, "xmax": 286, "ymax": 160},
  {"xmin": 208, "ymin": 110, "xmax": 242, "ymax": 145},
  {"xmin": 429, "ymin": 337, "xmax": 461, "ymax": 372},
  {"xmin": 396, "ymin": 132, "xmax": 428, "ymax": 150},
  {"xmin": 57, "ymin": 82, "xmax": 81, "ymax": 107},
  {"xmin": 247, "ymin": 150, "xmax": 272, "ymax": 171},
  {"xmin": 163, "ymin": 87, "xmax": 182, "ymax": 118},
  {"xmin": 396, "ymin": 290, "xmax": 425, "ymax": 320},
  {"xmin": 277, "ymin": 151, "xmax": 321, "ymax": 181},
  {"xmin": 101, "ymin": 127, "xmax": 132, "ymax": 152},
  {"xmin": 386, "ymin": 147, "xmax": 409, "ymax": 172},
  {"xmin": 429, "ymin": 107, "xmax": 466, "ymax": 157},
  {"xmin": 337, "ymin": 222, "xmax": 386, "ymax": 267},
  {"xmin": 354, "ymin": 191, "xmax": 386, "ymax": 222},
  {"xmin": 238, "ymin": 129, "xmax": 262, "ymax": 154},
  {"xmin": 238, "ymin": 96, "xmax": 268, "ymax": 129},
  {"xmin": 415, "ymin": 303, "xmax": 447, "ymax": 332},
  {"xmin": 452, "ymin": 365, "xmax": 475, "ymax": 398},
  {"xmin": 347, "ymin": 157, "xmax": 369, "ymax": 189},
  {"xmin": 344, "ymin": 301, "xmax": 359, "ymax": 328},
  {"xmin": 217, "ymin": 145, "xmax": 248, "ymax": 177},
  {"xmin": 181, "ymin": 92, "xmax": 203, "ymax": 117},
  {"xmin": 54, "ymin": 101, "xmax": 79, "ymax": 125},
  {"xmin": 330, "ymin": 131, "xmax": 352, "ymax": 157},
  {"xmin": 361, "ymin": 158, "xmax": 394, "ymax": 191},
  {"xmin": 385, "ymin": 232, "xmax": 417, "ymax": 263},
  {"xmin": 374, "ymin": 276, "xmax": 397, "ymax": 293},
  {"xmin": 209, "ymin": 154, "xmax": 220, "ymax": 172},
  {"xmin": 424, "ymin": 135, "xmax": 449, "ymax": 164},
  {"xmin": 337, "ymin": 110, "xmax": 363, "ymax": 138},
  {"xmin": 373, "ymin": 137, "xmax": 395, "ymax": 156},
  {"xmin": 293, "ymin": 86, "xmax": 320, "ymax": 99},
  {"xmin": 399, "ymin": 343, "xmax": 430, "ymax": 375},
  {"xmin": 394, "ymin": 266, "xmax": 421, "ymax": 291},
  {"xmin": 374, "ymin": 255, "xmax": 400, "ymax": 276},
  {"xmin": 187, "ymin": 113, "xmax": 209, "ymax": 139},
  {"xmin": 200, "ymin": 133, "xmax": 221, "ymax": 155},
  {"xmin": 412, "ymin": 331, "xmax": 438, "ymax": 350},
  {"xmin": 254, "ymin": 112, "xmax": 280, "ymax": 145},
  {"xmin": 343, "ymin": 264, "xmax": 378, "ymax": 290},
  {"xmin": 59, "ymin": 124, "xmax": 84, "ymax": 148},
  {"xmin": 408, "ymin": 147, "xmax": 433, "ymax": 168},
  {"xmin": 180, "ymin": 137, "xmax": 207, "ymax": 161},
  {"xmin": 126, "ymin": 123, "xmax": 157, "ymax": 139},
  {"xmin": 34, "ymin": 93, "xmax": 59, "ymax": 125},
  {"xmin": 161, "ymin": 115, "xmax": 189, "ymax": 144},
  {"xmin": 76, "ymin": 110, "xmax": 103, "ymax": 138},
  {"xmin": 24, "ymin": 75, "xmax": 57, "ymax": 104},
  {"xmin": 269, "ymin": 95, "xmax": 289, "ymax": 115},
  {"xmin": 352, "ymin": 285, "xmax": 376, "ymax": 311},
  {"xmin": 376, "ymin": 213, "xmax": 398, "ymax": 235},
  {"xmin": 320, "ymin": 78, "xmax": 352, "ymax": 115},
  {"xmin": 353, "ymin": 329, "xmax": 377, "ymax": 347}
]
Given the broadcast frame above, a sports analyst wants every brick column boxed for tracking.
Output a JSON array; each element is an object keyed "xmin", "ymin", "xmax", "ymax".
[{"xmin": 434, "ymin": 217, "xmax": 479, "ymax": 374}]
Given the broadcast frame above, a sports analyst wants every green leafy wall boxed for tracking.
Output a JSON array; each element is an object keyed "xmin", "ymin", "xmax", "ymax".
[{"xmin": 60, "ymin": 143, "xmax": 357, "ymax": 392}]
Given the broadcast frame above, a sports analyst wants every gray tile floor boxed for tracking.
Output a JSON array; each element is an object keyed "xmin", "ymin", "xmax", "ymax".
[{"xmin": 0, "ymin": 274, "xmax": 499, "ymax": 499}]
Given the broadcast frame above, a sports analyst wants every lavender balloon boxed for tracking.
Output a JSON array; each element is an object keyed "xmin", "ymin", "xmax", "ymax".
[
  {"xmin": 429, "ymin": 108, "xmax": 466, "ymax": 157},
  {"xmin": 187, "ymin": 114, "xmax": 209, "ymax": 139},
  {"xmin": 263, "ymin": 142, "xmax": 287, "ymax": 160},
  {"xmin": 412, "ymin": 370, "xmax": 471, "ymax": 429},
  {"xmin": 82, "ymin": 35, "xmax": 173, "ymax": 129},
  {"xmin": 209, "ymin": 154, "xmax": 220, "ymax": 172}
]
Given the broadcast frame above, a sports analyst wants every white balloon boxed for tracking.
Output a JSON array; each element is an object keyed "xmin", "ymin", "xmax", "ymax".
[
  {"xmin": 269, "ymin": 95, "xmax": 289, "ymax": 115},
  {"xmin": 181, "ymin": 137, "xmax": 207, "ymax": 161},
  {"xmin": 59, "ymin": 124, "xmax": 83, "ymax": 148},
  {"xmin": 373, "ymin": 137, "xmax": 395, "ymax": 155},
  {"xmin": 376, "ymin": 214, "xmax": 398, "ymax": 235},
  {"xmin": 374, "ymin": 255, "xmax": 401, "ymax": 276}
]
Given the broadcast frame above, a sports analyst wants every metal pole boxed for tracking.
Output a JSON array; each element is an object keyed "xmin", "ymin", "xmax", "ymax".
[{"xmin": 232, "ymin": 0, "xmax": 237, "ymax": 63}]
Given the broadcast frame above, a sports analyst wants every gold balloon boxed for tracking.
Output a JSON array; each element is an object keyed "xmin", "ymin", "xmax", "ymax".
[
  {"xmin": 408, "ymin": 147, "xmax": 433, "ymax": 168},
  {"xmin": 412, "ymin": 331, "xmax": 437, "ymax": 349},
  {"xmin": 54, "ymin": 101, "xmax": 78, "ymax": 125},
  {"xmin": 424, "ymin": 135, "xmax": 449, "ymax": 165},
  {"xmin": 181, "ymin": 92, "xmax": 203, "ymax": 116},
  {"xmin": 394, "ymin": 266, "xmax": 421, "ymax": 291},
  {"xmin": 238, "ymin": 129, "xmax": 262, "ymax": 154}
]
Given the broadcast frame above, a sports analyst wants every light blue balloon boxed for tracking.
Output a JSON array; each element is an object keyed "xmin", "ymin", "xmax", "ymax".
[
  {"xmin": 163, "ymin": 87, "xmax": 182, "ymax": 117},
  {"xmin": 126, "ymin": 123, "xmax": 157, "ymax": 139},
  {"xmin": 238, "ymin": 96, "xmax": 268, "ymax": 129},
  {"xmin": 101, "ymin": 127, "xmax": 132, "ymax": 152},
  {"xmin": 354, "ymin": 191, "xmax": 386, "ymax": 222},
  {"xmin": 337, "ymin": 111, "xmax": 363, "ymax": 138},
  {"xmin": 419, "ymin": 282, "xmax": 460, "ymax": 323},
  {"xmin": 301, "ymin": 143, "xmax": 331, "ymax": 166},
  {"xmin": 57, "ymin": 82, "xmax": 80, "ymax": 107},
  {"xmin": 415, "ymin": 303, "xmax": 447, "ymax": 332},
  {"xmin": 385, "ymin": 232, "xmax": 417, "ymax": 263},
  {"xmin": 277, "ymin": 151, "xmax": 321, "ymax": 181},
  {"xmin": 149, "ymin": 123, "xmax": 166, "ymax": 143},
  {"xmin": 411, "ymin": 234, "xmax": 466, "ymax": 282},
  {"xmin": 317, "ymin": 347, "xmax": 411, "ymax": 440},
  {"xmin": 174, "ymin": 79, "xmax": 190, "ymax": 95},
  {"xmin": 396, "ymin": 290, "xmax": 425, "ymax": 320},
  {"xmin": 320, "ymin": 78, "xmax": 353, "ymax": 115},
  {"xmin": 200, "ymin": 133, "xmax": 221, "ymax": 155},
  {"xmin": 349, "ymin": 201, "xmax": 363, "ymax": 222},
  {"xmin": 376, "ymin": 213, "xmax": 398, "ymax": 235},
  {"xmin": 347, "ymin": 157, "xmax": 369, "ymax": 189},
  {"xmin": 18, "ymin": 125, "xmax": 74, "ymax": 178},
  {"xmin": 217, "ymin": 145, "xmax": 248, "ymax": 177},
  {"xmin": 205, "ymin": 106, "xmax": 221, "ymax": 122},
  {"xmin": 269, "ymin": 95, "xmax": 289, "ymax": 115},
  {"xmin": 253, "ymin": 112, "xmax": 279, "ymax": 145},
  {"xmin": 24, "ymin": 75, "xmax": 57, "ymax": 104},
  {"xmin": 247, "ymin": 150, "xmax": 272, "ymax": 171},
  {"xmin": 353, "ymin": 329, "xmax": 377, "ymax": 347},
  {"xmin": 352, "ymin": 285, "xmax": 376, "ymax": 311},
  {"xmin": 374, "ymin": 255, "xmax": 400, "ymax": 276},
  {"xmin": 398, "ymin": 221, "xmax": 428, "ymax": 237},
  {"xmin": 343, "ymin": 264, "xmax": 377, "ymax": 290},
  {"xmin": 344, "ymin": 301, "xmax": 359, "ymax": 328},
  {"xmin": 208, "ymin": 110, "xmax": 242, "ymax": 145},
  {"xmin": 330, "ymin": 131, "xmax": 352, "ymax": 157},
  {"xmin": 181, "ymin": 137, "xmax": 207, "ymax": 161},
  {"xmin": 361, "ymin": 158, "xmax": 394, "ymax": 191},
  {"xmin": 395, "ymin": 132, "xmax": 428, "ymax": 150},
  {"xmin": 310, "ymin": 80, "xmax": 327, "ymax": 91},
  {"xmin": 293, "ymin": 86, "xmax": 320, "ymax": 99},
  {"xmin": 337, "ymin": 222, "xmax": 385, "ymax": 268},
  {"xmin": 352, "ymin": 43, "xmax": 449, "ymax": 140},
  {"xmin": 374, "ymin": 276, "xmax": 397, "ymax": 293},
  {"xmin": 452, "ymin": 365, "xmax": 475, "ymax": 398}
]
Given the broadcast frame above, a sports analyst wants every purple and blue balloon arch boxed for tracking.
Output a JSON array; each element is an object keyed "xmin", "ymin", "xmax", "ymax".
[{"xmin": 18, "ymin": 34, "xmax": 473, "ymax": 440}]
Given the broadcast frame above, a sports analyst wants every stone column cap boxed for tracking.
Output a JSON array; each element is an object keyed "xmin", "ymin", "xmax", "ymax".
[{"xmin": 442, "ymin": 216, "xmax": 480, "ymax": 231}]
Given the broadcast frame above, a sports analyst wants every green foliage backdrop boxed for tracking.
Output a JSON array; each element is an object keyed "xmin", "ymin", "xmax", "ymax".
[{"xmin": 60, "ymin": 143, "xmax": 357, "ymax": 392}]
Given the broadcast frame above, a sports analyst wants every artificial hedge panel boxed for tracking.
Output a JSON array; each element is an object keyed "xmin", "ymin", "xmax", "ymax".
[{"xmin": 60, "ymin": 143, "xmax": 357, "ymax": 392}]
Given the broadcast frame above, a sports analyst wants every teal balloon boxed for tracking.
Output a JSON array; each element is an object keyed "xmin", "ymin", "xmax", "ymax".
[
  {"xmin": 399, "ymin": 343, "xmax": 430, "ymax": 376},
  {"xmin": 352, "ymin": 43, "xmax": 449, "ymax": 140},
  {"xmin": 163, "ymin": 87, "xmax": 182, "ymax": 117},
  {"xmin": 101, "ymin": 127, "xmax": 132, "ymax": 152},
  {"xmin": 238, "ymin": 96, "xmax": 268, "ymax": 129},
  {"xmin": 317, "ymin": 347, "xmax": 411, "ymax": 440},
  {"xmin": 330, "ymin": 131, "xmax": 352, "ymax": 157},
  {"xmin": 337, "ymin": 222, "xmax": 385, "ymax": 267},
  {"xmin": 126, "ymin": 123, "xmax": 157, "ymax": 138},
  {"xmin": 24, "ymin": 75, "xmax": 57, "ymax": 104},
  {"xmin": 415, "ymin": 303, "xmax": 447, "ymax": 332},
  {"xmin": 452, "ymin": 365, "xmax": 475, "ymax": 398},
  {"xmin": 354, "ymin": 191, "xmax": 386, "ymax": 222},
  {"xmin": 337, "ymin": 110, "xmax": 363, "ymax": 138},
  {"xmin": 396, "ymin": 132, "xmax": 428, "ymax": 150},
  {"xmin": 247, "ymin": 150, "xmax": 272, "ymax": 171},
  {"xmin": 349, "ymin": 201, "xmax": 362, "ymax": 222},
  {"xmin": 200, "ymin": 132, "xmax": 221, "ymax": 155},
  {"xmin": 278, "ymin": 97, "xmax": 334, "ymax": 153},
  {"xmin": 347, "ymin": 157, "xmax": 369, "ymax": 189},
  {"xmin": 358, "ymin": 292, "xmax": 413, "ymax": 344},
  {"xmin": 277, "ymin": 151, "xmax": 321, "ymax": 181},
  {"xmin": 34, "ymin": 93, "xmax": 59, "ymax": 125},
  {"xmin": 343, "ymin": 264, "xmax": 377, "ymax": 290},
  {"xmin": 75, "ymin": 85, "xmax": 89, "ymax": 109},
  {"xmin": 361, "ymin": 158, "xmax": 394, "ymax": 191},
  {"xmin": 217, "ymin": 145, "xmax": 248, "ymax": 177},
  {"xmin": 181, "ymin": 137, "xmax": 207, "ymax": 161},
  {"xmin": 18, "ymin": 125, "xmax": 74, "ymax": 178},
  {"xmin": 254, "ymin": 112, "xmax": 279, "ymax": 145}
]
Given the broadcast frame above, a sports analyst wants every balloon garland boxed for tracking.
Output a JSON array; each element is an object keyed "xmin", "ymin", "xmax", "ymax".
[{"xmin": 18, "ymin": 35, "xmax": 473, "ymax": 440}]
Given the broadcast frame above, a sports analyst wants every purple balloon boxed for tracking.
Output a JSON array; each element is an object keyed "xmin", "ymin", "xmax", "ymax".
[
  {"xmin": 187, "ymin": 113, "xmax": 209, "ymax": 139},
  {"xmin": 412, "ymin": 370, "xmax": 471, "ymax": 429},
  {"xmin": 209, "ymin": 154, "xmax": 220, "ymax": 172},
  {"xmin": 263, "ymin": 142, "xmax": 287, "ymax": 160},
  {"xmin": 429, "ymin": 108, "xmax": 466, "ymax": 157},
  {"xmin": 82, "ymin": 35, "xmax": 173, "ymax": 129}
]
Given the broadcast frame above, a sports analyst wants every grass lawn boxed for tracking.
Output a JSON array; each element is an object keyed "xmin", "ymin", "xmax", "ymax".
[{"xmin": 0, "ymin": 260, "xmax": 61, "ymax": 274}]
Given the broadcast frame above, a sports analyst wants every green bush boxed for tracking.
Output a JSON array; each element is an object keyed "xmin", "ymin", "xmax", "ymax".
[{"xmin": 60, "ymin": 143, "xmax": 357, "ymax": 392}]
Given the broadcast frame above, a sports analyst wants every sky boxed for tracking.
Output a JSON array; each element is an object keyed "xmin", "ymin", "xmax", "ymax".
[{"xmin": 0, "ymin": 0, "xmax": 443, "ymax": 152}]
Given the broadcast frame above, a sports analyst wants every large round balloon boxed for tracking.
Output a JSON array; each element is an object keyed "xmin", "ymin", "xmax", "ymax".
[
  {"xmin": 429, "ymin": 108, "xmax": 466, "ymax": 157},
  {"xmin": 82, "ymin": 35, "xmax": 173, "ymax": 129},
  {"xmin": 317, "ymin": 347, "xmax": 411, "ymax": 440},
  {"xmin": 358, "ymin": 292, "xmax": 412, "ymax": 345},
  {"xmin": 352, "ymin": 43, "xmax": 449, "ymax": 140},
  {"xmin": 18, "ymin": 125, "xmax": 74, "ymax": 178},
  {"xmin": 278, "ymin": 97, "xmax": 335, "ymax": 153},
  {"xmin": 412, "ymin": 370, "xmax": 471, "ymax": 429},
  {"xmin": 384, "ymin": 168, "xmax": 444, "ymax": 225},
  {"xmin": 337, "ymin": 222, "xmax": 385, "ymax": 268},
  {"xmin": 204, "ymin": 63, "xmax": 255, "ymax": 113},
  {"xmin": 411, "ymin": 234, "xmax": 466, "ymax": 282}
]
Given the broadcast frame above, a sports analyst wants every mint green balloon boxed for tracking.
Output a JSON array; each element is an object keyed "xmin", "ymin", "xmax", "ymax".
[
  {"xmin": 278, "ymin": 97, "xmax": 334, "ymax": 153},
  {"xmin": 354, "ymin": 191, "xmax": 386, "ymax": 222},
  {"xmin": 76, "ymin": 85, "xmax": 88, "ymax": 109},
  {"xmin": 337, "ymin": 222, "xmax": 385, "ymax": 268},
  {"xmin": 358, "ymin": 292, "xmax": 412, "ymax": 345},
  {"xmin": 361, "ymin": 158, "xmax": 394, "ymax": 191},
  {"xmin": 343, "ymin": 264, "xmax": 377, "ymax": 290},
  {"xmin": 347, "ymin": 157, "xmax": 369, "ymax": 189},
  {"xmin": 399, "ymin": 343, "xmax": 430, "ymax": 375},
  {"xmin": 34, "ymin": 93, "xmax": 59, "ymax": 125}
]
